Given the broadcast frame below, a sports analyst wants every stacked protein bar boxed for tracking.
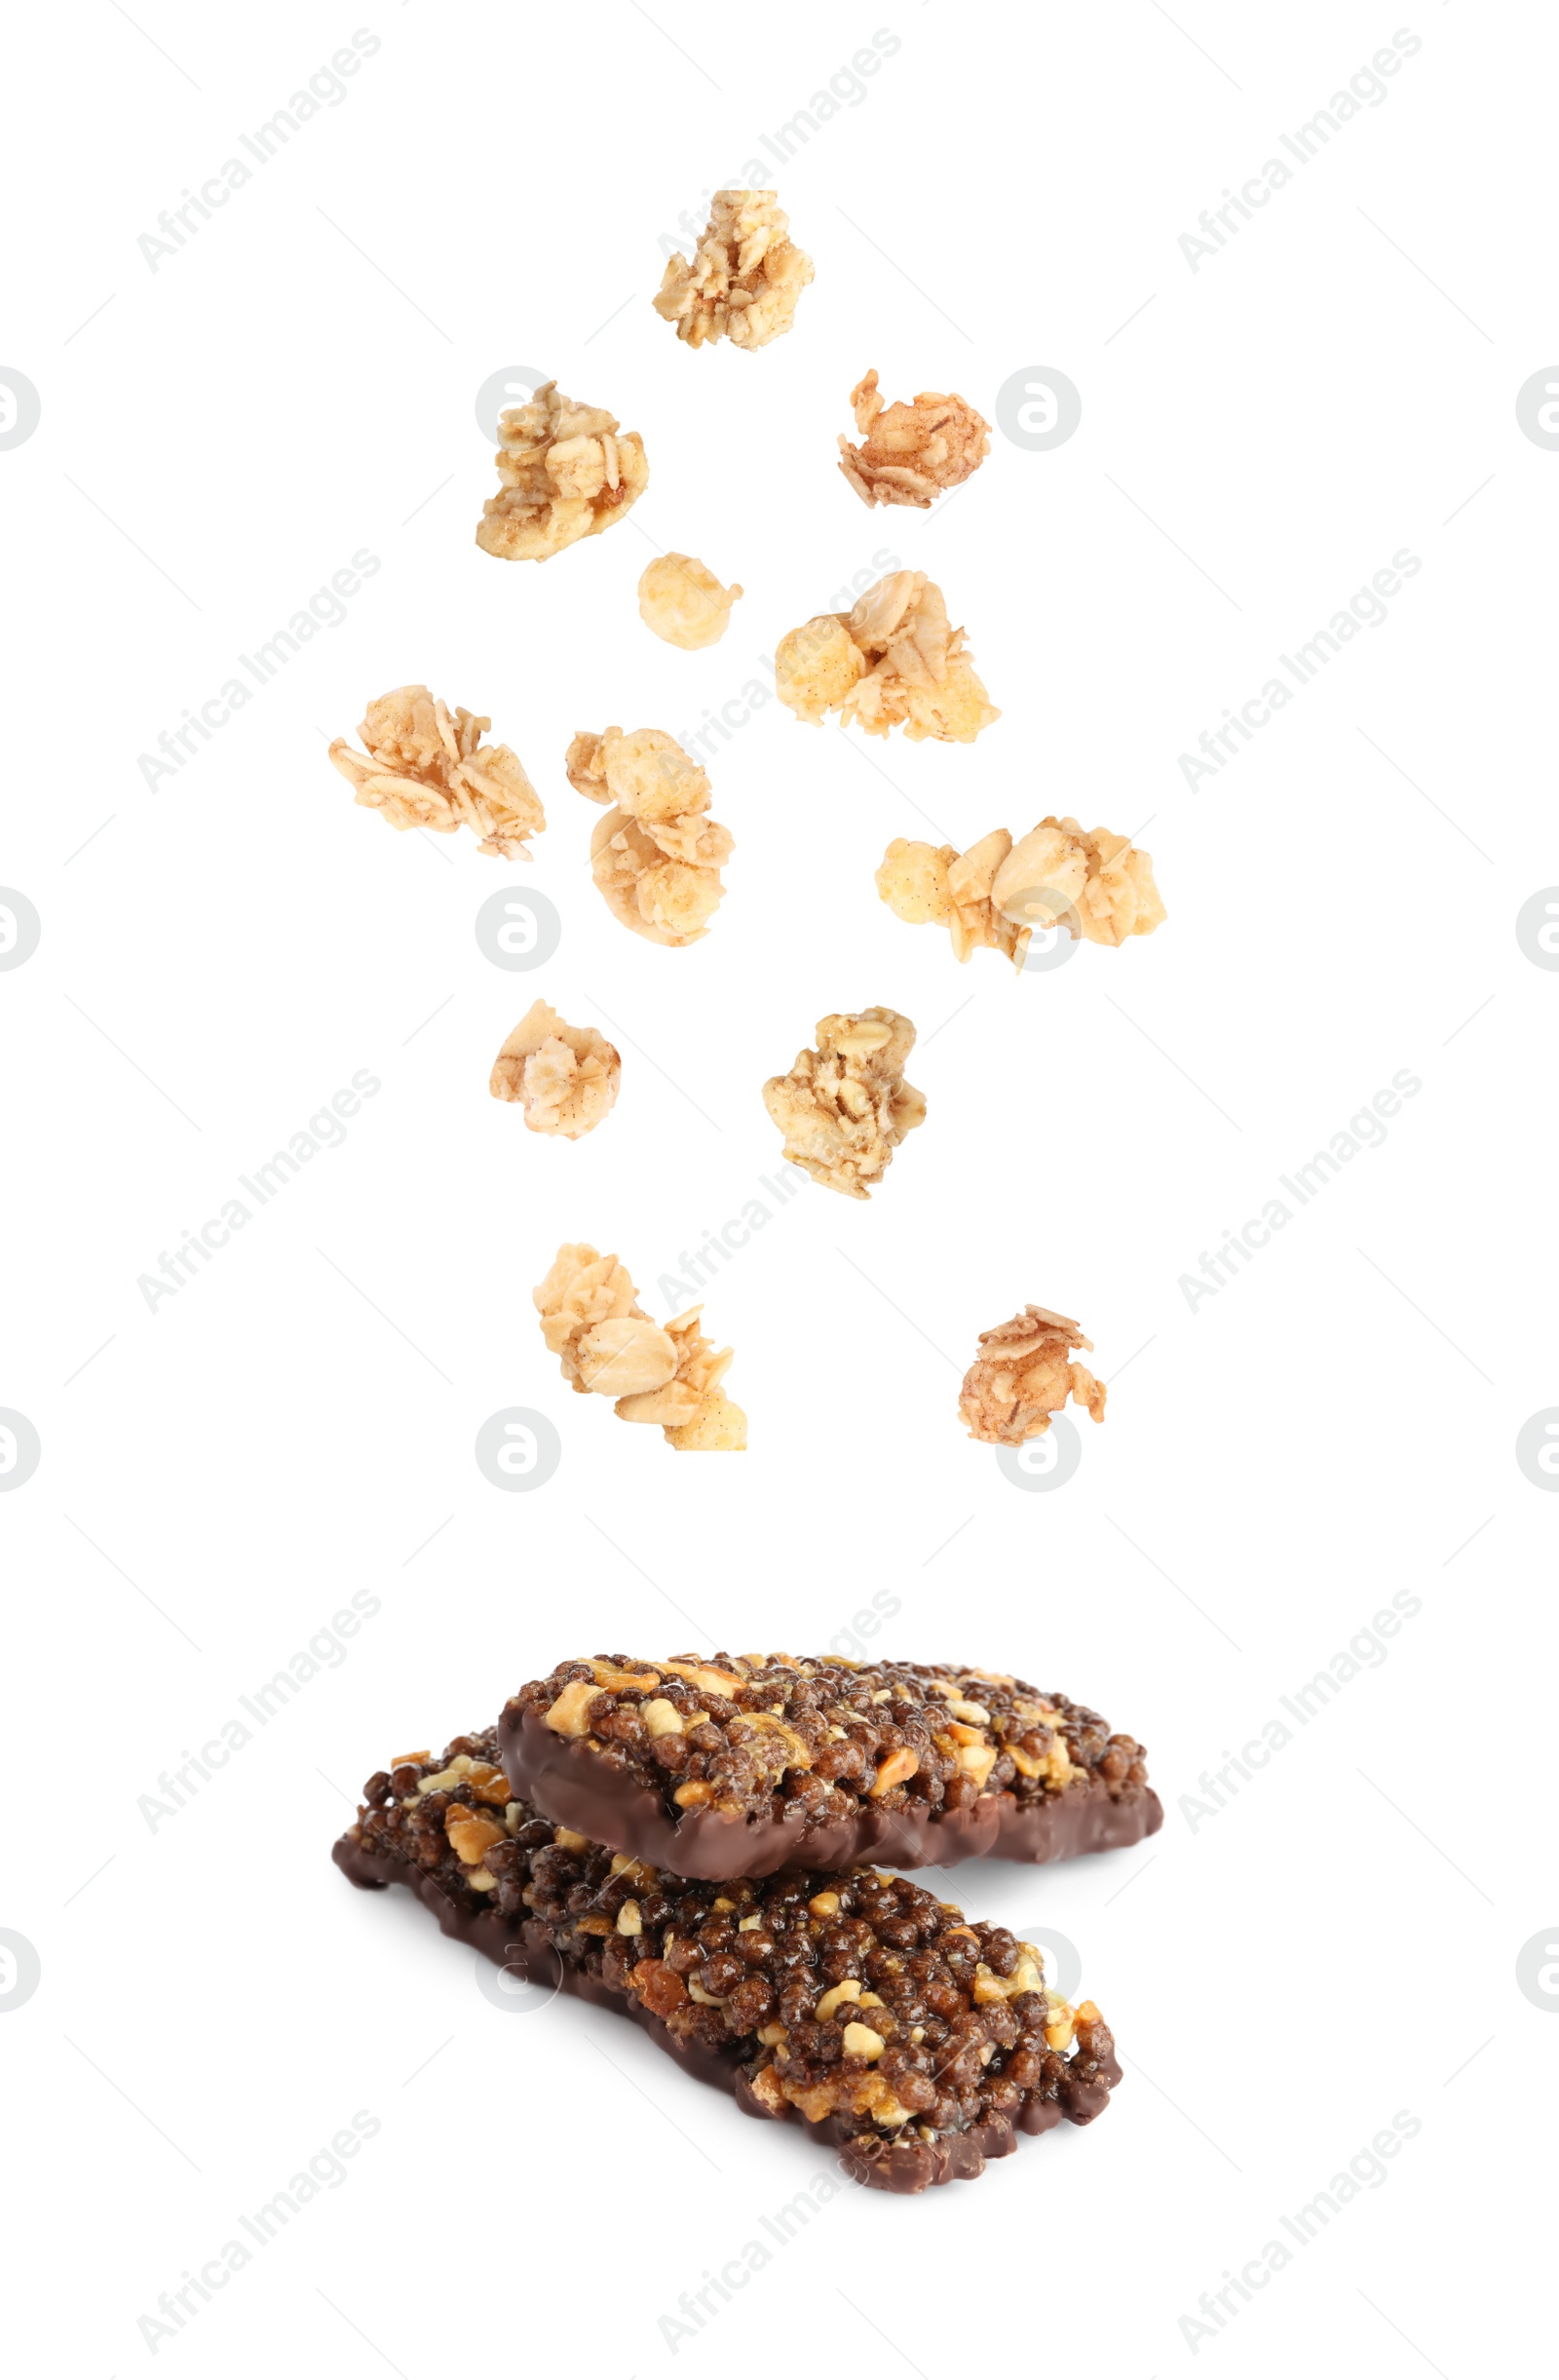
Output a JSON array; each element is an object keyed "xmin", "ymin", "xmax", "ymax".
[{"xmin": 333, "ymin": 1653, "xmax": 1161, "ymax": 2194}]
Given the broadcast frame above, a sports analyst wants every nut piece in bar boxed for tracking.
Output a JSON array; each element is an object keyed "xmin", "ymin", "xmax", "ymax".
[
  {"xmin": 328, "ymin": 685, "xmax": 545, "ymax": 860},
  {"xmin": 637, "ymin": 553, "xmax": 743, "ymax": 649},
  {"xmin": 877, "ymin": 815, "xmax": 1166, "ymax": 967},
  {"xmin": 775, "ymin": 570, "xmax": 998, "ymax": 743},
  {"xmin": 489, "ymin": 1001, "xmax": 621, "ymax": 1139},
  {"xmin": 475, "ymin": 381, "xmax": 649, "ymax": 562},
  {"xmin": 334, "ymin": 1727, "xmax": 1120, "ymax": 2193},
  {"xmin": 959, "ymin": 1306, "xmax": 1106, "ymax": 1447},
  {"xmin": 566, "ymin": 726, "xmax": 732, "ymax": 946},
  {"xmin": 534, "ymin": 1244, "xmax": 745, "ymax": 1450},
  {"xmin": 653, "ymin": 190, "xmax": 814, "ymax": 351},
  {"xmin": 838, "ymin": 369, "xmax": 991, "ymax": 510},
  {"xmin": 761, "ymin": 1008, "xmax": 925, "ymax": 1201},
  {"xmin": 500, "ymin": 1654, "xmax": 1160, "ymax": 1879}
]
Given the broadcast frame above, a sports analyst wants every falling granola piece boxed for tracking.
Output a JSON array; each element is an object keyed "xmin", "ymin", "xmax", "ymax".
[
  {"xmin": 762, "ymin": 1008, "xmax": 926, "ymax": 1201},
  {"xmin": 616, "ymin": 1308, "xmax": 747, "ymax": 1450},
  {"xmin": 475, "ymin": 381, "xmax": 649, "ymax": 562},
  {"xmin": 534, "ymin": 1243, "xmax": 674, "ymax": 1401},
  {"xmin": 877, "ymin": 816, "xmax": 1165, "ymax": 968},
  {"xmin": 565, "ymin": 725, "xmax": 707, "ymax": 822},
  {"xmin": 960, "ymin": 1307, "xmax": 1107, "ymax": 1447},
  {"xmin": 328, "ymin": 686, "xmax": 545, "ymax": 859},
  {"xmin": 772, "ymin": 613, "xmax": 864, "ymax": 721},
  {"xmin": 637, "ymin": 553, "xmax": 743, "ymax": 649},
  {"xmin": 993, "ymin": 820, "xmax": 1166, "ymax": 948},
  {"xmin": 588, "ymin": 810, "xmax": 728, "ymax": 944},
  {"xmin": 566, "ymin": 726, "xmax": 732, "ymax": 946},
  {"xmin": 776, "ymin": 571, "xmax": 998, "ymax": 743},
  {"xmin": 653, "ymin": 190, "xmax": 813, "ymax": 351},
  {"xmin": 534, "ymin": 1247, "xmax": 744, "ymax": 1449},
  {"xmin": 489, "ymin": 1001, "xmax": 620, "ymax": 1139},
  {"xmin": 837, "ymin": 370, "xmax": 991, "ymax": 509},
  {"xmin": 875, "ymin": 831, "xmax": 1016, "ymax": 965}
]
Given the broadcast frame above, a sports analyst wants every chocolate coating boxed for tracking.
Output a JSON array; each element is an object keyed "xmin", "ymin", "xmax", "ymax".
[
  {"xmin": 334, "ymin": 1838, "xmax": 1117, "ymax": 2192},
  {"xmin": 332, "ymin": 1731, "xmax": 1122, "ymax": 2197},
  {"xmin": 502, "ymin": 1700, "xmax": 1162, "ymax": 1881}
]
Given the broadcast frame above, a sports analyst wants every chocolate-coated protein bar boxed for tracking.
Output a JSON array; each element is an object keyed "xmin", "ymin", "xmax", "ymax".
[
  {"xmin": 333, "ymin": 1730, "xmax": 1119, "ymax": 2194},
  {"xmin": 498, "ymin": 1653, "xmax": 1162, "ymax": 1881}
]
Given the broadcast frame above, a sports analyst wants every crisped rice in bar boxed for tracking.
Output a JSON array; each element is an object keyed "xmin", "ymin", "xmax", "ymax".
[
  {"xmin": 498, "ymin": 1654, "xmax": 1161, "ymax": 1880},
  {"xmin": 333, "ymin": 1729, "xmax": 1119, "ymax": 2194}
]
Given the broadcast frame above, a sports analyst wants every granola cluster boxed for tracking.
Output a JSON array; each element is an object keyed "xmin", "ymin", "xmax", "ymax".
[
  {"xmin": 637, "ymin": 553, "xmax": 743, "ymax": 649},
  {"xmin": 762, "ymin": 1008, "xmax": 926, "ymax": 1200},
  {"xmin": 328, "ymin": 686, "xmax": 545, "ymax": 860},
  {"xmin": 475, "ymin": 382, "xmax": 649, "ymax": 562},
  {"xmin": 776, "ymin": 571, "xmax": 999, "ymax": 743},
  {"xmin": 513, "ymin": 1654, "xmax": 1149, "ymax": 1827},
  {"xmin": 342, "ymin": 1730, "xmax": 1115, "ymax": 2171},
  {"xmin": 534, "ymin": 1244, "xmax": 745, "ymax": 1449},
  {"xmin": 489, "ymin": 1001, "xmax": 621, "ymax": 1139},
  {"xmin": 653, "ymin": 191, "xmax": 814, "ymax": 351},
  {"xmin": 959, "ymin": 1307, "xmax": 1107, "ymax": 1447},
  {"xmin": 877, "ymin": 816, "xmax": 1166, "ymax": 966},
  {"xmin": 566, "ymin": 726, "xmax": 733, "ymax": 946},
  {"xmin": 838, "ymin": 370, "xmax": 991, "ymax": 509},
  {"xmin": 350, "ymin": 1735, "xmax": 520, "ymax": 1897}
]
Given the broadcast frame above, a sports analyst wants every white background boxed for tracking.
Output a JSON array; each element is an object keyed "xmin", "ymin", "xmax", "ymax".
[{"xmin": 2, "ymin": 1, "xmax": 1554, "ymax": 2371}]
